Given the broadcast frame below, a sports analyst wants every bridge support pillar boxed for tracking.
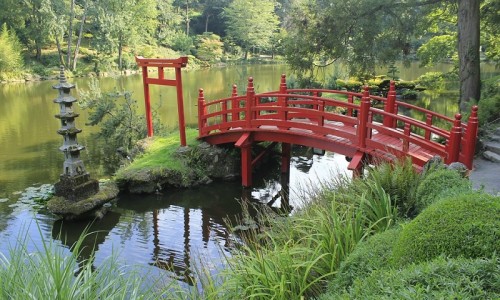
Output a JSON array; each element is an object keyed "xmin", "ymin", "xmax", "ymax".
[
  {"xmin": 347, "ymin": 151, "xmax": 366, "ymax": 178},
  {"xmin": 236, "ymin": 133, "xmax": 253, "ymax": 187},
  {"xmin": 281, "ymin": 143, "xmax": 291, "ymax": 173}
]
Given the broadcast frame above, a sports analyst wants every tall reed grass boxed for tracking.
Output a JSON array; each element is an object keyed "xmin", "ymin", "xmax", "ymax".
[{"xmin": 0, "ymin": 225, "xmax": 168, "ymax": 300}]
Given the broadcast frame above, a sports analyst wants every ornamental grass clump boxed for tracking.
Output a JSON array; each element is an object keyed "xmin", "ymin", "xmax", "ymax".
[
  {"xmin": 392, "ymin": 192, "xmax": 500, "ymax": 266},
  {"xmin": 0, "ymin": 226, "xmax": 166, "ymax": 300},
  {"xmin": 217, "ymin": 199, "xmax": 370, "ymax": 299}
]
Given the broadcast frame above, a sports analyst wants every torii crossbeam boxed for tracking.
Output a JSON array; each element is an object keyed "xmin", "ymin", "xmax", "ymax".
[{"xmin": 135, "ymin": 56, "xmax": 188, "ymax": 146}]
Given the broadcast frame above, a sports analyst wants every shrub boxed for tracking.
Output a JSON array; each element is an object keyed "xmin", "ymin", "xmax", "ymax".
[
  {"xmin": 326, "ymin": 256, "xmax": 500, "ymax": 299},
  {"xmin": 415, "ymin": 168, "xmax": 471, "ymax": 213},
  {"xmin": 364, "ymin": 158, "xmax": 422, "ymax": 218},
  {"xmin": 195, "ymin": 33, "xmax": 224, "ymax": 62},
  {"xmin": 392, "ymin": 193, "xmax": 500, "ymax": 266},
  {"xmin": 325, "ymin": 225, "xmax": 402, "ymax": 294}
]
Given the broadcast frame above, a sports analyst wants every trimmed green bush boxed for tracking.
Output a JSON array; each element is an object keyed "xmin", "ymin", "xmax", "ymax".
[
  {"xmin": 325, "ymin": 225, "xmax": 402, "ymax": 294},
  {"xmin": 415, "ymin": 168, "xmax": 472, "ymax": 213},
  {"xmin": 392, "ymin": 193, "xmax": 500, "ymax": 266},
  {"xmin": 326, "ymin": 256, "xmax": 500, "ymax": 299}
]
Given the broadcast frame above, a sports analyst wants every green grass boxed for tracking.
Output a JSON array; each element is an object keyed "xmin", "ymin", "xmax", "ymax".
[{"xmin": 116, "ymin": 128, "xmax": 200, "ymax": 173}]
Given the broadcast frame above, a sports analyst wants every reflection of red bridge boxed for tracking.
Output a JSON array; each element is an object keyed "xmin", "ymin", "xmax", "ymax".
[{"xmin": 198, "ymin": 75, "xmax": 479, "ymax": 187}]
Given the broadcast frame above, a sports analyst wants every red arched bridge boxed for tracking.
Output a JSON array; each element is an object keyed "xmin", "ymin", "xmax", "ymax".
[{"xmin": 197, "ymin": 75, "xmax": 479, "ymax": 187}]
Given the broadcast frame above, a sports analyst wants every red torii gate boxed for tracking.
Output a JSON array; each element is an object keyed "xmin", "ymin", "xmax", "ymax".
[{"xmin": 135, "ymin": 56, "xmax": 188, "ymax": 146}]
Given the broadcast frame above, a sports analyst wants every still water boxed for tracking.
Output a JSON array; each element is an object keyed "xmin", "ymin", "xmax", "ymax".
[{"xmin": 0, "ymin": 62, "xmax": 496, "ymax": 284}]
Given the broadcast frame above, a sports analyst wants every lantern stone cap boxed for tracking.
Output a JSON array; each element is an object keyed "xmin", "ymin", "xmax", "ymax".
[
  {"xmin": 54, "ymin": 95, "xmax": 77, "ymax": 103},
  {"xmin": 59, "ymin": 145, "xmax": 85, "ymax": 152},
  {"xmin": 52, "ymin": 66, "xmax": 75, "ymax": 90},
  {"xmin": 55, "ymin": 112, "xmax": 80, "ymax": 119}
]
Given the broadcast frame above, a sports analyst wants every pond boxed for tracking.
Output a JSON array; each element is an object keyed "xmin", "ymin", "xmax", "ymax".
[{"xmin": 0, "ymin": 62, "xmax": 496, "ymax": 285}]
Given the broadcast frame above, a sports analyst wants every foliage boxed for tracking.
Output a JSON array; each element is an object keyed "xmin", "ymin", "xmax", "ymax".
[
  {"xmin": 392, "ymin": 193, "xmax": 500, "ymax": 266},
  {"xmin": 171, "ymin": 34, "xmax": 194, "ymax": 53},
  {"xmin": 224, "ymin": 0, "xmax": 280, "ymax": 58},
  {"xmin": 215, "ymin": 196, "xmax": 372, "ymax": 299},
  {"xmin": 78, "ymin": 79, "xmax": 164, "ymax": 169},
  {"xmin": 417, "ymin": 35, "xmax": 457, "ymax": 67},
  {"xmin": 416, "ymin": 71, "xmax": 458, "ymax": 89},
  {"xmin": 463, "ymin": 75, "xmax": 500, "ymax": 134},
  {"xmin": 0, "ymin": 225, "xmax": 166, "ymax": 299},
  {"xmin": 284, "ymin": 0, "xmax": 431, "ymax": 76},
  {"xmin": 325, "ymin": 225, "xmax": 402, "ymax": 294},
  {"xmin": 481, "ymin": 0, "xmax": 500, "ymax": 65},
  {"xmin": 415, "ymin": 168, "xmax": 471, "ymax": 213},
  {"xmin": 0, "ymin": 23, "xmax": 23, "ymax": 75},
  {"xmin": 195, "ymin": 33, "xmax": 223, "ymax": 62},
  {"xmin": 364, "ymin": 158, "xmax": 422, "ymax": 218},
  {"xmin": 326, "ymin": 256, "xmax": 500, "ymax": 299}
]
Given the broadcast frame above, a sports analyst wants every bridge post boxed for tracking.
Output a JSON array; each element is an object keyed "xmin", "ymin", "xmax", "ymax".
[
  {"xmin": 236, "ymin": 133, "xmax": 253, "ymax": 187},
  {"xmin": 446, "ymin": 113, "xmax": 463, "ymax": 164},
  {"xmin": 278, "ymin": 74, "xmax": 287, "ymax": 122},
  {"xmin": 347, "ymin": 94, "xmax": 354, "ymax": 117},
  {"xmin": 463, "ymin": 106, "xmax": 479, "ymax": 169},
  {"xmin": 232, "ymin": 84, "xmax": 239, "ymax": 121},
  {"xmin": 197, "ymin": 89, "xmax": 207, "ymax": 137},
  {"xmin": 281, "ymin": 143, "xmax": 291, "ymax": 173},
  {"xmin": 358, "ymin": 87, "xmax": 371, "ymax": 148},
  {"xmin": 383, "ymin": 81, "xmax": 396, "ymax": 128},
  {"xmin": 246, "ymin": 77, "xmax": 255, "ymax": 128},
  {"xmin": 425, "ymin": 113, "xmax": 433, "ymax": 140}
]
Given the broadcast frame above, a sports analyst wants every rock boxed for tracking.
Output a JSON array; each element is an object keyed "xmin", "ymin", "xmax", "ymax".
[
  {"xmin": 47, "ymin": 181, "xmax": 119, "ymax": 220},
  {"xmin": 446, "ymin": 162, "xmax": 469, "ymax": 178},
  {"xmin": 194, "ymin": 143, "xmax": 239, "ymax": 180},
  {"xmin": 422, "ymin": 155, "xmax": 444, "ymax": 175}
]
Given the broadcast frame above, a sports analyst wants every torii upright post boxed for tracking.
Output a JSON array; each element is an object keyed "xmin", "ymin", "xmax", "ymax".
[{"xmin": 135, "ymin": 56, "xmax": 188, "ymax": 146}]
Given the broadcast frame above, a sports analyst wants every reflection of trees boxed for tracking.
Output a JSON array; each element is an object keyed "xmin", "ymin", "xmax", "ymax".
[{"xmin": 290, "ymin": 145, "xmax": 314, "ymax": 173}]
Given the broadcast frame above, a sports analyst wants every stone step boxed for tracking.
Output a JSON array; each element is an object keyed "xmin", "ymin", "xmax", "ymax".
[
  {"xmin": 495, "ymin": 127, "xmax": 500, "ymax": 136},
  {"xmin": 483, "ymin": 150, "xmax": 500, "ymax": 163},
  {"xmin": 490, "ymin": 135, "xmax": 500, "ymax": 142},
  {"xmin": 484, "ymin": 141, "xmax": 500, "ymax": 155}
]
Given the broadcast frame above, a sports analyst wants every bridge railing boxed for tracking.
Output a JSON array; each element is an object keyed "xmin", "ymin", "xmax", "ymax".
[{"xmin": 198, "ymin": 75, "xmax": 478, "ymax": 169}]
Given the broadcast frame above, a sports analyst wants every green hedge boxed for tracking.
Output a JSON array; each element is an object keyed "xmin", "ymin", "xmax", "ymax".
[
  {"xmin": 392, "ymin": 193, "xmax": 500, "ymax": 266},
  {"xmin": 327, "ymin": 256, "xmax": 500, "ymax": 299},
  {"xmin": 415, "ymin": 168, "xmax": 471, "ymax": 213}
]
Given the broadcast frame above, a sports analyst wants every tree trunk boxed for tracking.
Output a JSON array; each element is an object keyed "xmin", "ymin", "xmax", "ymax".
[
  {"xmin": 118, "ymin": 38, "xmax": 123, "ymax": 70},
  {"xmin": 35, "ymin": 43, "xmax": 42, "ymax": 61},
  {"xmin": 67, "ymin": 0, "xmax": 75, "ymax": 68},
  {"xmin": 185, "ymin": 0, "xmax": 190, "ymax": 35},
  {"xmin": 55, "ymin": 36, "xmax": 65, "ymax": 66},
  {"xmin": 205, "ymin": 14, "xmax": 210, "ymax": 33},
  {"xmin": 458, "ymin": 0, "xmax": 481, "ymax": 111},
  {"xmin": 72, "ymin": 2, "xmax": 87, "ymax": 71}
]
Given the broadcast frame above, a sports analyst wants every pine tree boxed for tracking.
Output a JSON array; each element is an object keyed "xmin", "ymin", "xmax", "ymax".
[{"xmin": 0, "ymin": 23, "xmax": 23, "ymax": 74}]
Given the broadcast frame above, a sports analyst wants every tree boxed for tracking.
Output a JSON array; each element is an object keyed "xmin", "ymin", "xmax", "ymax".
[
  {"xmin": 0, "ymin": 23, "xmax": 23, "ymax": 74},
  {"xmin": 91, "ymin": 0, "xmax": 158, "ymax": 69},
  {"xmin": 284, "ymin": 0, "xmax": 486, "ymax": 110},
  {"xmin": 224, "ymin": 0, "xmax": 280, "ymax": 59},
  {"xmin": 457, "ymin": 0, "xmax": 480, "ymax": 109}
]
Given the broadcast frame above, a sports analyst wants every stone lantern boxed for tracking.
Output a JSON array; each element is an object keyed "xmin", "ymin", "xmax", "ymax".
[{"xmin": 53, "ymin": 66, "xmax": 99, "ymax": 201}]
